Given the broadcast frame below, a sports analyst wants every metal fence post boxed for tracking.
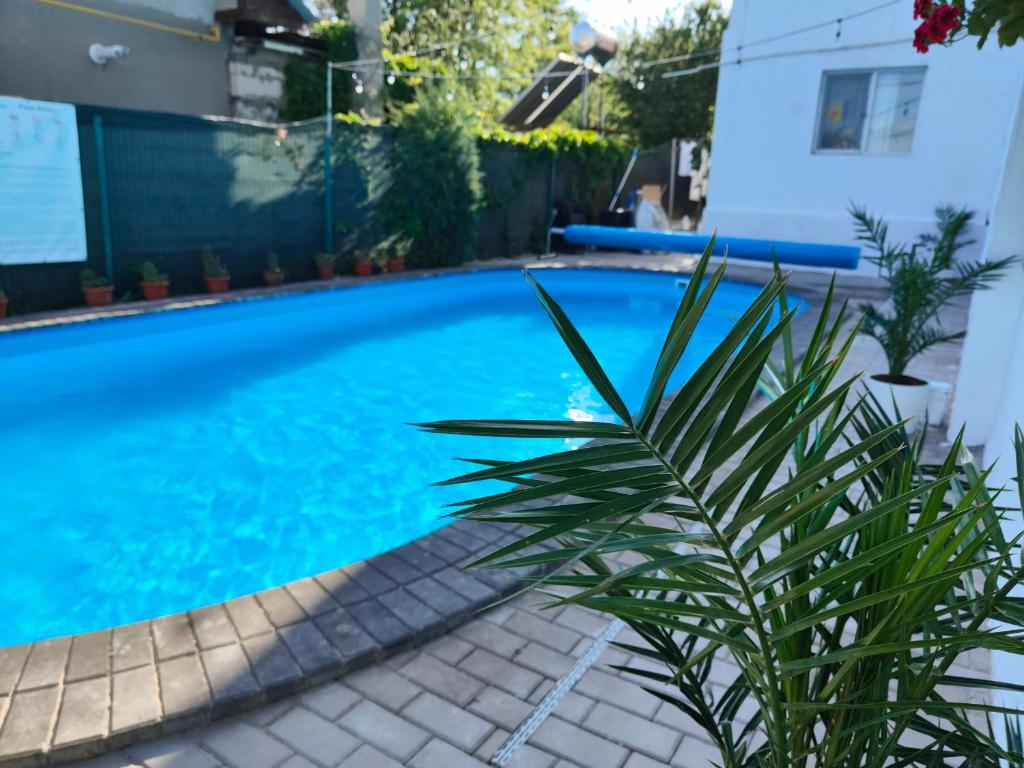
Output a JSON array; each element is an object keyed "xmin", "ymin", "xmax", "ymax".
[
  {"xmin": 92, "ymin": 114, "xmax": 114, "ymax": 281},
  {"xmin": 324, "ymin": 64, "xmax": 334, "ymax": 255}
]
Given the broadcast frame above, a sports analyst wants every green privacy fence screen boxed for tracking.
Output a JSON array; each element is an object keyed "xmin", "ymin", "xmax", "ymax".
[{"xmin": 0, "ymin": 104, "xmax": 622, "ymax": 314}]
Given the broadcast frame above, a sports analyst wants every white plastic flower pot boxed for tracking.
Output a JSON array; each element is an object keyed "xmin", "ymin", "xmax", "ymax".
[{"xmin": 863, "ymin": 374, "xmax": 952, "ymax": 434}]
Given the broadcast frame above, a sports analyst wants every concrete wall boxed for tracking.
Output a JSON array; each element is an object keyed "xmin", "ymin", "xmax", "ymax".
[
  {"xmin": 701, "ymin": 0, "xmax": 1024, "ymax": 274},
  {"xmin": 0, "ymin": 0, "xmax": 232, "ymax": 116}
]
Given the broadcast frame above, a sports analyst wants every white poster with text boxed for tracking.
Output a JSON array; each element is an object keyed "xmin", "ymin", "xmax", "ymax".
[{"xmin": 0, "ymin": 95, "xmax": 88, "ymax": 264}]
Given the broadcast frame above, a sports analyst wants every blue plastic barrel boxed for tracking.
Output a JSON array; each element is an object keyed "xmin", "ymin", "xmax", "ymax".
[{"xmin": 561, "ymin": 225, "xmax": 860, "ymax": 270}]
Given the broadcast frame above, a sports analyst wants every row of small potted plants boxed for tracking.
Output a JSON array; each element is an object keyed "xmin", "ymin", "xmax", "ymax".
[{"xmin": 67, "ymin": 243, "xmax": 409, "ymax": 309}]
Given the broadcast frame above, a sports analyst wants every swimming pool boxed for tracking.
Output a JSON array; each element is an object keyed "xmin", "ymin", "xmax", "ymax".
[{"xmin": 0, "ymin": 268, "xmax": 776, "ymax": 647}]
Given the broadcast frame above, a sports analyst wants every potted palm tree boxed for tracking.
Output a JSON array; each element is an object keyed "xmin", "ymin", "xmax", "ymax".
[
  {"xmin": 138, "ymin": 261, "xmax": 169, "ymax": 301},
  {"xmin": 202, "ymin": 247, "xmax": 230, "ymax": 293},
  {"xmin": 851, "ymin": 204, "xmax": 1015, "ymax": 430},
  {"xmin": 315, "ymin": 252, "xmax": 337, "ymax": 280},
  {"xmin": 80, "ymin": 269, "xmax": 114, "ymax": 307},
  {"xmin": 263, "ymin": 253, "xmax": 285, "ymax": 286}
]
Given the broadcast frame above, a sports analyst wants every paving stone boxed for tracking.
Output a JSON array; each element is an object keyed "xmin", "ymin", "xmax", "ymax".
[
  {"xmin": 504, "ymin": 611, "xmax": 582, "ymax": 654},
  {"xmin": 300, "ymin": 682, "xmax": 361, "ymax": 721},
  {"xmin": 158, "ymin": 654, "xmax": 211, "ymax": 719},
  {"xmin": 339, "ymin": 700, "xmax": 429, "ymax": 761},
  {"xmin": 584, "ymin": 702, "xmax": 680, "ymax": 761},
  {"xmin": 151, "ymin": 614, "xmax": 197, "ymax": 661},
  {"xmin": 0, "ymin": 686, "xmax": 59, "ymax": 758},
  {"xmin": 409, "ymin": 738, "xmax": 488, "ymax": 768},
  {"xmin": 405, "ymin": 576, "xmax": 473, "ymax": 620},
  {"xmin": 626, "ymin": 753, "xmax": 676, "ymax": 768},
  {"xmin": 454, "ymin": 621, "xmax": 529, "ymax": 659},
  {"xmin": 110, "ymin": 666, "xmax": 160, "ymax": 734},
  {"xmin": 278, "ymin": 621, "xmax": 341, "ymax": 674},
  {"xmin": 341, "ymin": 563, "xmax": 398, "ymax": 597},
  {"xmin": 514, "ymin": 642, "xmax": 575, "ymax": 679},
  {"xmin": 403, "ymin": 691, "xmax": 494, "ymax": 751},
  {"xmin": 201, "ymin": 644, "xmax": 260, "ymax": 705},
  {"xmin": 416, "ymin": 535, "xmax": 472, "ymax": 565},
  {"xmin": 242, "ymin": 633, "xmax": 303, "ymax": 691},
  {"xmin": 18, "ymin": 637, "xmax": 72, "ymax": 690},
  {"xmin": 348, "ymin": 599, "xmax": 413, "ymax": 647},
  {"xmin": 269, "ymin": 707, "xmax": 359, "ymax": 766},
  {"xmin": 200, "ymin": 720, "xmax": 292, "ymax": 768},
  {"xmin": 422, "ymin": 634, "xmax": 474, "ymax": 666},
  {"xmin": 224, "ymin": 596, "xmax": 273, "ymax": 639},
  {"xmin": 434, "ymin": 568, "xmax": 497, "ymax": 604},
  {"xmin": 0, "ymin": 645, "xmax": 29, "ymax": 696},
  {"xmin": 531, "ymin": 717, "xmax": 629, "ymax": 768},
  {"xmin": 255, "ymin": 588, "xmax": 306, "ymax": 628},
  {"xmin": 53, "ymin": 677, "xmax": 109, "ymax": 747},
  {"xmin": 190, "ymin": 606, "xmax": 238, "ymax": 650},
  {"xmin": 125, "ymin": 735, "xmax": 220, "ymax": 768},
  {"xmin": 400, "ymin": 653, "xmax": 484, "ymax": 706},
  {"xmin": 314, "ymin": 609, "xmax": 380, "ymax": 663},
  {"xmin": 66, "ymin": 631, "xmax": 112, "ymax": 682},
  {"xmin": 279, "ymin": 756, "xmax": 317, "ymax": 768},
  {"xmin": 339, "ymin": 744, "xmax": 403, "ymax": 768},
  {"xmin": 370, "ymin": 552, "xmax": 424, "ymax": 583},
  {"xmin": 554, "ymin": 606, "xmax": 611, "ymax": 638},
  {"xmin": 285, "ymin": 578, "xmax": 337, "ymax": 618},
  {"xmin": 392, "ymin": 543, "xmax": 447, "ymax": 575},
  {"xmin": 314, "ymin": 569, "xmax": 372, "ymax": 607},
  {"xmin": 459, "ymin": 649, "xmax": 543, "ymax": 699},
  {"xmin": 111, "ymin": 623, "xmax": 154, "ymax": 672},
  {"xmin": 670, "ymin": 735, "xmax": 722, "ymax": 767},
  {"xmin": 72, "ymin": 752, "xmax": 144, "ymax": 768},
  {"xmin": 243, "ymin": 698, "xmax": 294, "ymax": 728},
  {"xmin": 475, "ymin": 729, "xmax": 558, "ymax": 768},
  {"xmin": 468, "ymin": 686, "xmax": 534, "ymax": 731},
  {"xmin": 432, "ymin": 526, "xmax": 487, "ymax": 555},
  {"xmin": 379, "ymin": 588, "xmax": 445, "ymax": 634},
  {"xmin": 575, "ymin": 669, "xmax": 659, "ymax": 718},
  {"xmin": 345, "ymin": 667, "xmax": 420, "ymax": 711}
]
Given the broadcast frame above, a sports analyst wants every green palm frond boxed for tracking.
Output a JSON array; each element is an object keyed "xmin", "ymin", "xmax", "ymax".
[{"xmin": 419, "ymin": 240, "xmax": 1024, "ymax": 767}]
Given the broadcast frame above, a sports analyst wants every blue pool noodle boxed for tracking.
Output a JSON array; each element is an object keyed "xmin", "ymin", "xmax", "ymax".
[{"xmin": 561, "ymin": 225, "xmax": 860, "ymax": 270}]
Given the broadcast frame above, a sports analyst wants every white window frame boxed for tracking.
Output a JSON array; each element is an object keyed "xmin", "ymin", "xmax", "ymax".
[{"xmin": 812, "ymin": 67, "xmax": 926, "ymax": 156}]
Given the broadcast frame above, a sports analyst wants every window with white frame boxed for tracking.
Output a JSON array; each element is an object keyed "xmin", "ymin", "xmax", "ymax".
[{"xmin": 814, "ymin": 68, "xmax": 925, "ymax": 154}]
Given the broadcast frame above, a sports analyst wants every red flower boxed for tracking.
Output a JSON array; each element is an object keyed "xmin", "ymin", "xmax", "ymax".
[
  {"xmin": 914, "ymin": 0, "xmax": 934, "ymax": 19},
  {"xmin": 914, "ymin": 22, "xmax": 931, "ymax": 53},
  {"xmin": 933, "ymin": 2, "xmax": 961, "ymax": 31}
]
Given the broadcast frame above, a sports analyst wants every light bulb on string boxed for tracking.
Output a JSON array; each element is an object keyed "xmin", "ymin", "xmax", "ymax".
[
  {"xmin": 354, "ymin": 79, "xmax": 364, "ymax": 95},
  {"xmin": 541, "ymin": 84, "xmax": 550, "ymax": 100},
  {"xmin": 446, "ymin": 91, "xmax": 454, "ymax": 101},
  {"xmin": 636, "ymin": 75, "xmax": 646, "ymax": 90},
  {"xmin": 351, "ymin": 72, "xmax": 359, "ymax": 81},
  {"xmin": 460, "ymin": 59, "xmax": 469, "ymax": 70},
  {"xmin": 386, "ymin": 72, "xmax": 396, "ymax": 85}
]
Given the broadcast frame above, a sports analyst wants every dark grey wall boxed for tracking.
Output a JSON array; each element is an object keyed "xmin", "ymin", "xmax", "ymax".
[{"xmin": 0, "ymin": 0, "xmax": 232, "ymax": 116}]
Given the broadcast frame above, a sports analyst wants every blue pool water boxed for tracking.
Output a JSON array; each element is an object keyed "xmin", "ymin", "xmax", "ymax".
[{"xmin": 0, "ymin": 268, "xmax": 775, "ymax": 646}]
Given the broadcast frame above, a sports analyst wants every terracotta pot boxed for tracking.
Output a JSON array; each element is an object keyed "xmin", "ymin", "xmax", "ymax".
[
  {"xmin": 0, "ymin": 297, "xmax": 8, "ymax": 319},
  {"xmin": 264, "ymin": 270, "xmax": 285, "ymax": 286},
  {"xmin": 141, "ymin": 281, "xmax": 169, "ymax": 301},
  {"xmin": 318, "ymin": 264, "xmax": 335, "ymax": 280},
  {"xmin": 387, "ymin": 258, "xmax": 405, "ymax": 273},
  {"xmin": 205, "ymin": 275, "xmax": 230, "ymax": 293},
  {"xmin": 353, "ymin": 262, "xmax": 372, "ymax": 276},
  {"xmin": 82, "ymin": 285, "xmax": 114, "ymax": 307}
]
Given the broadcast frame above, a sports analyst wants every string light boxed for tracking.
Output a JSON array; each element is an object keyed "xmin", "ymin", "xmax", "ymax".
[
  {"xmin": 446, "ymin": 90, "xmax": 454, "ymax": 101},
  {"xmin": 354, "ymin": 79, "xmax": 364, "ymax": 94},
  {"xmin": 636, "ymin": 75, "xmax": 645, "ymax": 90},
  {"xmin": 541, "ymin": 84, "xmax": 550, "ymax": 100},
  {"xmin": 386, "ymin": 72, "xmax": 397, "ymax": 85}
]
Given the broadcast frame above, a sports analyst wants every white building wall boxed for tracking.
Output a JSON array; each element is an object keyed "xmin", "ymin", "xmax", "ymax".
[{"xmin": 701, "ymin": 0, "xmax": 1024, "ymax": 274}]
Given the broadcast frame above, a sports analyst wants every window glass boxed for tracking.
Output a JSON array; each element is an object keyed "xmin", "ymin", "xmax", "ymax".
[
  {"xmin": 865, "ymin": 69, "xmax": 925, "ymax": 153},
  {"xmin": 816, "ymin": 73, "xmax": 870, "ymax": 150}
]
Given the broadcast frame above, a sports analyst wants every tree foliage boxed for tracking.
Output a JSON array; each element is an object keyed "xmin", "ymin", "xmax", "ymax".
[
  {"xmin": 421, "ymin": 244, "xmax": 1024, "ymax": 767},
  {"xmin": 851, "ymin": 203, "xmax": 1015, "ymax": 378},
  {"xmin": 608, "ymin": 1, "xmax": 728, "ymax": 148},
  {"xmin": 281, "ymin": 19, "xmax": 359, "ymax": 121},
  {"xmin": 381, "ymin": 88, "xmax": 483, "ymax": 267}
]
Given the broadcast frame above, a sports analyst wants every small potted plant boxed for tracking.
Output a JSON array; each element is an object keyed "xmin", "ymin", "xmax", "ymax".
[
  {"xmin": 315, "ymin": 252, "xmax": 337, "ymax": 280},
  {"xmin": 350, "ymin": 250, "xmax": 372, "ymax": 277},
  {"xmin": 0, "ymin": 288, "xmax": 8, "ymax": 319},
  {"xmin": 80, "ymin": 269, "xmax": 114, "ymax": 307},
  {"xmin": 138, "ymin": 261, "xmax": 169, "ymax": 301},
  {"xmin": 264, "ymin": 253, "xmax": 285, "ymax": 286},
  {"xmin": 202, "ymin": 247, "xmax": 230, "ymax": 293},
  {"xmin": 851, "ymin": 203, "xmax": 1015, "ymax": 431},
  {"xmin": 385, "ymin": 238, "xmax": 409, "ymax": 273}
]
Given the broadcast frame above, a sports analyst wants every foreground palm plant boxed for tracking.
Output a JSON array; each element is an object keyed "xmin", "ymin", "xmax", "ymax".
[{"xmin": 419, "ymin": 243, "xmax": 1024, "ymax": 767}]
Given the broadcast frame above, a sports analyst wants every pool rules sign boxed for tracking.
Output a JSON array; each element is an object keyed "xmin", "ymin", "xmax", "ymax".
[{"xmin": 0, "ymin": 95, "xmax": 87, "ymax": 264}]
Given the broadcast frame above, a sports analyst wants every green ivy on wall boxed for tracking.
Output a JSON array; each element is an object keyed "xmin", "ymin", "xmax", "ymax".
[{"xmin": 280, "ymin": 20, "xmax": 359, "ymax": 122}]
